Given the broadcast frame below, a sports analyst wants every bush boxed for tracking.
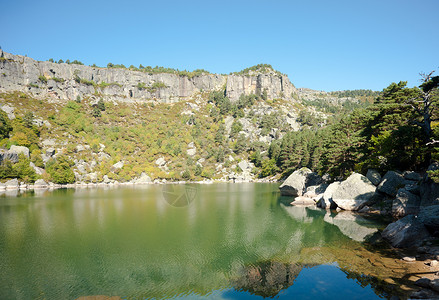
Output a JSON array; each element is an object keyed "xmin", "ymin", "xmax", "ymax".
[
  {"xmin": 0, "ymin": 110, "xmax": 12, "ymax": 139},
  {"xmin": 181, "ymin": 169, "xmax": 191, "ymax": 180},
  {"xmin": 46, "ymin": 156, "xmax": 75, "ymax": 184},
  {"xmin": 38, "ymin": 75, "xmax": 48, "ymax": 84},
  {"xmin": 13, "ymin": 154, "xmax": 37, "ymax": 183},
  {"xmin": 0, "ymin": 160, "xmax": 16, "ymax": 179}
]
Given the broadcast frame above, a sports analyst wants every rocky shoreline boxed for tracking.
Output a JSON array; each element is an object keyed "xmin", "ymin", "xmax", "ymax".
[
  {"xmin": 0, "ymin": 176, "xmax": 278, "ymax": 192},
  {"xmin": 278, "ymin": 166, "xmax": 439, "ymax": 299}
]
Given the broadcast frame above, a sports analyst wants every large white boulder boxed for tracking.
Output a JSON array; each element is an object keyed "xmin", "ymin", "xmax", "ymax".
[{"xmin": 332, "ymin": 173, "xmax": 376, "ymax": 211}]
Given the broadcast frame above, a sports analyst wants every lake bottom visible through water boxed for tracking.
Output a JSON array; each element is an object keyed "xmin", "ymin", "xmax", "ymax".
[{"xmin": 0, "ymin": 183, "xmax": 415, "ymax": 299}]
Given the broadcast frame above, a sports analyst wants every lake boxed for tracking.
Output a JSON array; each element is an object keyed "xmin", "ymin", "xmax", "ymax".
[{"xmin": 0, "ymin": 183, "xmax": 405, "ymax": 299}]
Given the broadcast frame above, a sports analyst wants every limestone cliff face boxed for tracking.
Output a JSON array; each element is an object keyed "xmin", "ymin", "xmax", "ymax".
[{"xmin": 0, "ymin": 50, "xmax": 296, "ymax": 103}]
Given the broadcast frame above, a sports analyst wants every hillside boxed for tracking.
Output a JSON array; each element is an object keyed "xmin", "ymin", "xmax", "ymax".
[{"xmin": 0, "ymin": 51, "xmax": 371, "ymax": 185}]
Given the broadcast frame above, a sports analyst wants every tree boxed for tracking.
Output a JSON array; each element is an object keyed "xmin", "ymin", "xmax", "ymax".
[{"xmin": 408, "ymin": 71, "xmax": 439, "ymax": 145}]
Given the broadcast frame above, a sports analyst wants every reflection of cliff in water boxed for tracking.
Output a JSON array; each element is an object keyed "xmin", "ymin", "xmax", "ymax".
[{"xmin": 232, "ymin": 261, "xmax": 306, "ymax": 298}]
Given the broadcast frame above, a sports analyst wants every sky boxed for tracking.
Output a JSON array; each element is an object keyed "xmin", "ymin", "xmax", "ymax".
[{"xmin": 0, "ymin": 0, "xmax": 438, "ymax": 91}]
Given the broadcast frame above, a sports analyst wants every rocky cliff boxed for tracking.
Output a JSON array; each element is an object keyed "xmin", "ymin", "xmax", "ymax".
[{"xmin": 0, "ymin": 50, "xmax": 296, "ymax": 103}]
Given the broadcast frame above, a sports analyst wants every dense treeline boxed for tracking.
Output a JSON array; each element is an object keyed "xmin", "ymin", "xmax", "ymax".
[
  {"xmin": 268, "ymin": 73, "xmax": 439, "ymax": 179},
  {"xmin": 330, "ymin": 89, "xmax": 381, "ymax": 98}
]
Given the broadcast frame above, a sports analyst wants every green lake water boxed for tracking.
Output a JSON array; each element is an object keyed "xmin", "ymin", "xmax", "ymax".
[{"xmin": 0, "ymin": 183, "xmax": 392, "ymax": 299}]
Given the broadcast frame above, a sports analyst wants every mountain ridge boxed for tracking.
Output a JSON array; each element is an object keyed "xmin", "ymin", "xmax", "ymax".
[{"xmin": 0, "ymin": 50, "xmax": 296, "ymax": 104}]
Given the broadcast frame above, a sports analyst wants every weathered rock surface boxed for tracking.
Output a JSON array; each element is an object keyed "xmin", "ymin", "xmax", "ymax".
[
  {"xmin": 33, "ymin": 179, "xmax": 47, "ymax": 188},
  {"xmin": 132, "ymin": 172, "xmax": 152, "ymax": 184},
  {"xmin": 403, "ymin": 171, "xmax": 422, "ymax": 182},
  {"xmin": 5, "ymin": 178, "xmax": 19, "ymax": 189},
  {"xmin": 418, "ymin": 205, "xmax": 439, "ymax": 234},
  {"xmin": 0, "ymin": 51, "xmax": 297, "ymax": 103},
  {"xmin": 331, "ymin": 173, "xmax": 376, "ymax": 211},
  {"xmin": 0, "ymin": 104, "xmax": 15, "ymax": 119},
  {"xmin": 290, "ymin": 197, "xmax": 316, "ymax": 206},
  {"xmin": 317, "ymin": 181, "xmax": 340, "ymax": 209},
  {"xmin": 0, "ymin": 150, "xmax": 19, "ymax": 163},
  {"xmin": 366, "ymin": 169, "xmax": 381, "ymax": 186},
  {"xmin": 392, "ymin": 188, "xmax": 421, "ymax": 218},
  {"xmin": 420, "ymin": 180, "xmax": 439, "ymax": 207},
  {"xmin": 9, "ymin": 145, "xmax": 30, "ymax": 158},
  {"xmin": 279, "ymin": 168, "xmax": 322, "ymax": 197},
  {"xmin": 382, "ymin": 215, "xmax": 430, "ymax": 248},
  {"xmin": 377, "ymin": 171, "xmax": 405, "ymax": 197}
]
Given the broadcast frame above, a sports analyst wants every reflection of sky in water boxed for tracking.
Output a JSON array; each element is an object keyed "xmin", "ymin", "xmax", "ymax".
[
  {"xmin": 0, "ymin": 184, "xmax": 386, "ymax": 299},
  {"xmin": 169, "ymin": 264, "xmax": 380, "ymax": 299}
]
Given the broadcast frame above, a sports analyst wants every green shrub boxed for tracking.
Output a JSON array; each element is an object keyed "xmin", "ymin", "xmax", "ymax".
[
  {"xmin": 46, "ymin": 156, "xmax": 75, "ymax": 184},
  {"xmin": 13, "ymin": 154, "xmax": 37, "ymax": 183},
  {"xmin": 38, "ymin": 75, "xmax": 48, "ymax": 84},
  {"xmin": 0, "ymin": 110, "xmax": 12, "ymax": 139}
]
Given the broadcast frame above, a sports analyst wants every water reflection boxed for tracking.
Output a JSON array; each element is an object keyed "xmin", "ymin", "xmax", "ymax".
[
  {"xmin": 232, "ymin": 261, "xmax": 305, "ymax": 297},
  {"xmin": 0, "ymin": 184, "xmax": 398, "ymax": 299}
]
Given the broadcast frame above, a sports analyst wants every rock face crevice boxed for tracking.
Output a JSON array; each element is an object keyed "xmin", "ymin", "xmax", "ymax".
[{"xmin": 0, "ymin": 50, "xmax": 296, "ymax": 103}]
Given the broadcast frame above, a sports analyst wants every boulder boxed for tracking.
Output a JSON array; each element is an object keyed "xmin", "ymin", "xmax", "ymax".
[
  {"xmin": 430, "ymin": 279, "xmax": 439, "ymax": 293},
  {"xmin": 290, "ymin": 197, "xmax": 316, "ymax": 206},
  {"xmin": 0, "ymin": 104, "xmax": 15, "ymax": 119},
  {"xmin": 377, "ymin": 171, "xmax": 405, "ymax": 197},
  {"xmin": 403, "ymin": 171, "xmax": 422, "ymax": 182},
  {"xmin": 0, "ymin": 150, "xmax": 19, "ymax": 163},
  {"xmin": 366, "ymin": 169, "xmax": 381, "ymax": 186},
  {"xmin": 391, "ymin": 188, "xmax": 421, "ymax": 218},
  {"xmin": 238, "ymin": 160, "xmax": 254, "ymax": 173},
  {"xmin": 317, "ymin": 181, "xmax": 340, "ymax": 209},
  {"xmin": 420, "ymin": 181, "xmax": 439, "ymax": 207},
  {"xmin": 5, "ymin": 178, "xmax": 19, "ymax": 189},
  {"xmin": 186, "ymin": 142, "xmax": 196, "ymax": 156},
  {"xmin": 279, "ymin": 168, "xmax": 321, "ymax": 196},
  {"xmin": 30, "ymin": 162, "xmax": 44, "ymax": 175},
  {"xmin": 331, "ymin": 173, "xmax": 376, "ymax": 211},
  {"xmin": 133, "ymin": 172, "xmax": 152, "ymax": 184},
  {"xmin": 304, "ymin": 183, "xmax": 328, "ymax": 198},
  {"xmin": 33, "ymin": 179, "xmax": 47, "ymax": 188},
  {"xmin": 418, "ymin": 205, "xmax": 439, "ymax": 234},
  {"xmin": 111, "ymin": 161, "xmax": 124, "ymax": 171},
  {"xmin": 382, "ymin": 215, "xmax": 430, "ymax": 248},
  {"xmin": 46, "ymin": 148, "xmax": 56, "ymax": 157},
  {"xmin": 9, "ymin": 145, "xmax": 30, "ymax": 158},
  {"xmin": 155, "ymin": 157, "xmax": 166, "ymax": 166}
]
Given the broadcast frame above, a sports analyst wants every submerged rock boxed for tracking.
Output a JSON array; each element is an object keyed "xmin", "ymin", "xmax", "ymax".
[{"xmin": 331, "ymin": 173, "xmax": 376, "ymax": 211}]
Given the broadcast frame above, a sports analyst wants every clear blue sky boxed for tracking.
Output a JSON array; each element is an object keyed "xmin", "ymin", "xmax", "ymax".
[{"xmin": 1, "ymin": 0, "xmax": 438, "ymax": 91}]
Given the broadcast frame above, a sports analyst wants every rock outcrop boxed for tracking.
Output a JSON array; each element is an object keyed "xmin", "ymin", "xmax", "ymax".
[
  {"xmin": 0, "ymin": 50, "xmax": 297, "ymax": 103},
  {"xmin": 331, "ymin": 173, "xmax": 376, "ymax": 211},
  {"xmin": 377, "ymin": 171, "xmax": 405, "ymax": 197},
  {"xmin": 279, "ymin": 168, "xmax": 322, "ymax": 197},
  {"xmin": 382, "ymin": 215, "xmax": 430, "ymax": 248}
]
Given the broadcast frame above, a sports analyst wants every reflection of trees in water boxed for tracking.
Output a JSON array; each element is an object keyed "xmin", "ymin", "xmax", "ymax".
[
  {"xmin": 232, "ymin": 261, "xmax": 308, "ymax": 298},
  {"xmin": 341, "ymin": 268, "xmax": 399, "ymax": 299}
]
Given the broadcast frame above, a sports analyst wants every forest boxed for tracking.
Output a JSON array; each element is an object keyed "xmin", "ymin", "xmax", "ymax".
[{"xmin": 264, "ymin": 71, "xmax": 439, "ymax": 180}]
